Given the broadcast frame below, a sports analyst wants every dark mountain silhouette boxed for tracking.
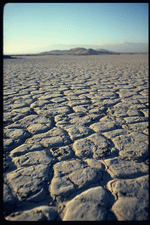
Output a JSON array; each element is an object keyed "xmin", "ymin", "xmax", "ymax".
[
  {"xmin": 39, "ymin": 47, "xmax": 115, "ymax": 55},
  {"xmin": 3, "ymin": 55, "xmax": 16, "ymax": 59},
  {"xmin": 96, "ymin": 48, "xmax": 114, "ymax": 53}
]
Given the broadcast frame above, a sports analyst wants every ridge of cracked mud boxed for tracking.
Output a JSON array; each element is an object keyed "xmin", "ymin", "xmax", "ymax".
[{"xmin": 3, "ymin": 54, "xmax": 149, "ymax": 221}]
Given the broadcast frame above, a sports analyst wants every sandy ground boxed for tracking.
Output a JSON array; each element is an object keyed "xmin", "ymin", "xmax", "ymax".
[{"xmin": 3, "ymin": 54, "xmax": 149, "ymax": 221}]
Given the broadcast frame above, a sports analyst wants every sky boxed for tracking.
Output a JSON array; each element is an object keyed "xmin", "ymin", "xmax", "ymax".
[{"xmin": 3, "ymin": 3, "xmax": 148, "ymax": 54}]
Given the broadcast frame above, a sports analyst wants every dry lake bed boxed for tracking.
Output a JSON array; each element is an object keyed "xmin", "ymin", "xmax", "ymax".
[{"xmin": 3, "ymin": 54, "xmax": 149, "ymax": 221}]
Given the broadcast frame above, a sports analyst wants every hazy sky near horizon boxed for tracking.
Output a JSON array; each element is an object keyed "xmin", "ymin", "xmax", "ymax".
[{"xmin": 4, "ymin": 3, "xmax": 148, "ymax": 54}]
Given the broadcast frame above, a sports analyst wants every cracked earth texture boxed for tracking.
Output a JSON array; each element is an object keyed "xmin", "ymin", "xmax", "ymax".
[{"xmin": 3, "ymin": 54, "xmax": 149, "ymax": 221}]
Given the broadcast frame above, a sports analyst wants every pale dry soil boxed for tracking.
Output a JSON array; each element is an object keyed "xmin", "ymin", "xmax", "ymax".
[{"xmin": 3, "ymin": 54, "xmax": 149, "ymax": 221}]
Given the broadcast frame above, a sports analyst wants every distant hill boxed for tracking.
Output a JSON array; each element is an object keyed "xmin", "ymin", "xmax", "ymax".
[
  {"xmin": 39, "ymin": 47, "xmax": 116, "ymax": 55},
  {"xmin": 96, "ymin": 49, "xmax": 114, "ymax": 53},
  {"xmin": 3, "ymin": 55, "xmax": 16, "ymax": 59}
]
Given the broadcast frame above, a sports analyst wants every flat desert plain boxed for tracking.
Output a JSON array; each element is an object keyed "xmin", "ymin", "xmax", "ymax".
[{"xmin": 3, "ymin": 54, "xmax": 149, "ymax": 221}]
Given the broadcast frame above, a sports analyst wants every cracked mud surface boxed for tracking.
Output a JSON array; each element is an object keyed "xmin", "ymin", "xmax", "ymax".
[{"xmin": 3, "ymin": 54, "xmax": 149, "ymax": 221}]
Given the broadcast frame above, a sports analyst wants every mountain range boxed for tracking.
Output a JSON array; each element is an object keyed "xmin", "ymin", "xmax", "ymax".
[{"xmin": 39, "ymin": 47, "xmax": 116, "ymax": 55}]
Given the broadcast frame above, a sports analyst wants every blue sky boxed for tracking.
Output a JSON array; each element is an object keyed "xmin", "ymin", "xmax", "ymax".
[{"xmin": 3, "ymin": 3, "xmax": 148, "ymax": 54}]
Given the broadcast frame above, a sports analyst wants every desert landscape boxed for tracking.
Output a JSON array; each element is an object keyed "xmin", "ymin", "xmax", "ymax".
[{"xmin": 3, "ymin": 53, "xmax": 148, "ymax": 220}]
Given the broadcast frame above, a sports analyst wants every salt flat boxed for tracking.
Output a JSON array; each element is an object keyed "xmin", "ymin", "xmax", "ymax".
[{"xmin": 3, "ymin": 54, "xmax": 149, "ymax": 221}]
